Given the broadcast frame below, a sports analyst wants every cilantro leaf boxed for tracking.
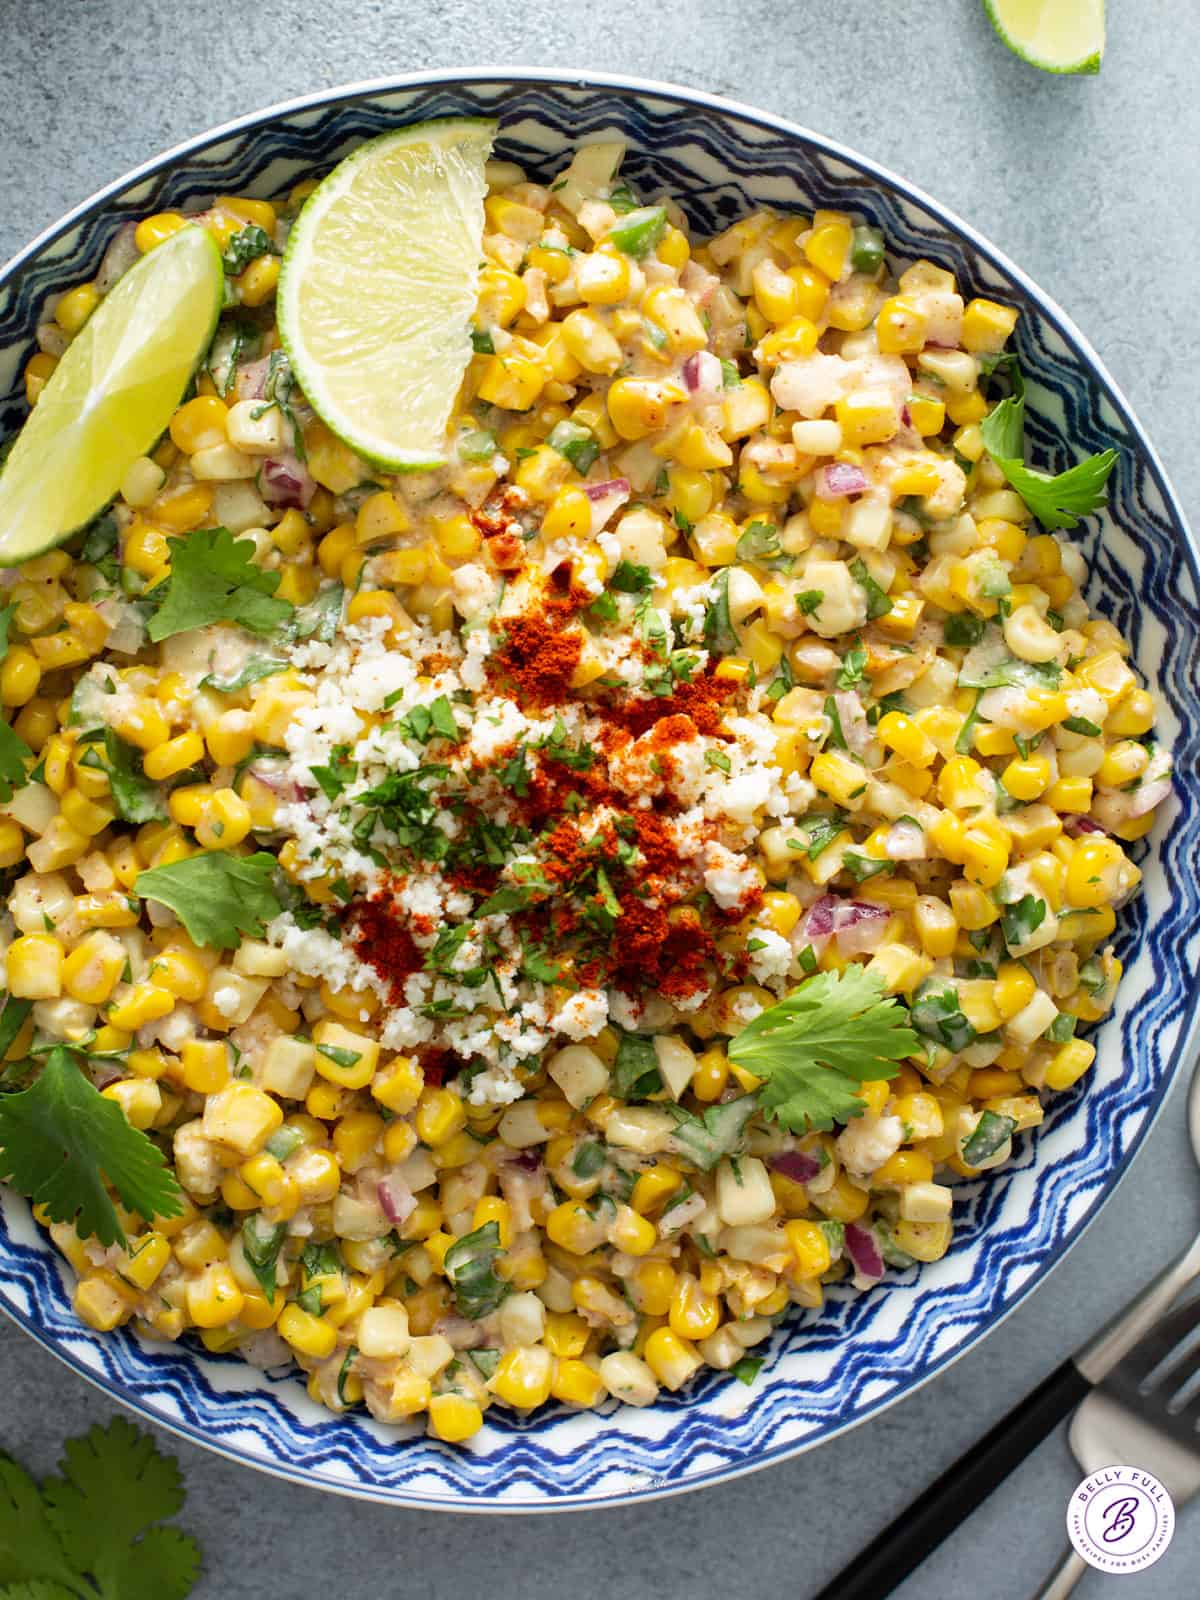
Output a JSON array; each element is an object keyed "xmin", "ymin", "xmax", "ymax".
[
  {"xmin": 444, "ymin": 1221, "xmax": 510, "ymax": 1320},
  {"xmin": 102, "ymin": 731, "xmax": 167, "ymax": 824},
  {"xmin": 0, "ymin": 1048, "xmax": 183, "ymax": 1247},
  {"xmin": 0, "ymin": 1456, "xmax": 82, "ymax": 1593},
  {"xmin": 0, "ymin": 719, "xmax": 32, "ymax": 804},
  {"xmin": 611, "ymin": 1031, "xmax": 662, "ymax": 1100},
  {"xmin": 41, "ymin": 1419, "xmax": 198, "ymax": 1600},
  {"xmin": 609, "ymin": 560, "xmax": 653, "ymax": 593},
  {"xmin": 199, "ymin": 656, "xmax": 286, "ymax": 694},
  {"xmin": 836, "ymin": 638, "xmax": 868, "ymax": 689},
  {"xmin": 729, "ymin": 967, "xmax": 918, "ymax": 1133},
  {"xmin": 146, "ymin": 527, "xmax": 294, "ymax": 642},
  {"xmin": 666, "ymin": 1096, "xmax": 758, "ymax": 1171},
  {"xmin": 980, "ymin": 362, "xmax": 1117, "ymax": 530},
  {"xmin": 221, "ymin": 224, "xmax": 276, "ymax": 276},
  {"xmin": 134, "ymin": 852, "xmax": 282, "ymax": 949}
]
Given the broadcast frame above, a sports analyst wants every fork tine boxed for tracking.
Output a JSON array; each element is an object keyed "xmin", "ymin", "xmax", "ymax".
[{"xmin": 1108, "ymin": 1295, "xmax": 1200, "ymax": 1391}]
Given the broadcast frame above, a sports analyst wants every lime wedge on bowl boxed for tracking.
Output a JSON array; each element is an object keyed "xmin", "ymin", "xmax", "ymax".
[
  {"xmin": 984, "ymin": 0, "xmax": 1105, "ymax": 74},
  {"xmin": 0, "ymin": 224, "xmax": 223, "ymax": 565},
  {"xmin": 278, "ymin": 118, "xmax": 496, "ymax": 472}
]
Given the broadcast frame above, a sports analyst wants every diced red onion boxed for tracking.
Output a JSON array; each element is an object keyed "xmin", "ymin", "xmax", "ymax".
[
  {"xmin": 844, "ymin": 1222, "xmax": 885, "ymax": 1283},
  {"xmin": 376, "ymin": 1175, "xmax": 416, "ymax": 1227},
  {"xmin": 261, "ymin": 453, "xmax": 315, "ymax": 510},
  {"xmin": 800, "ymin": 894, "xmax": 839, "ymax": 944},
  {"xmin": 583, "ymin": 478, "xmax": 630, "ymax": 535},
  {"xmin": 682, "ymin": 351, "xmax": 723, "ymax": 398},
  {"xmin": 249, "ymin": 761, "xmax": 303, "ymax": 803},
  {"xmin": 816, "ymin": 463, "xmax": 869, "ymax": 500},
  {"xmin": 770, "ymin": 1150, "xmax": 822, "ymax": 1184},
  {"xmin": 95, "ymin": 222, "xmax": 140, "ymax": 295},
  {"xmin": 509, "ymin": 1149, "xmax": 543, "ymax": 1173},
  {"xmin": 885, "ymin": 820, "xmax": 926, "ymax": 860},
  {"xmin": 1064, "ymin": 814, "xmax": 1107, "ymax": 837},
  {"xmin": 833, "ymin": 901, "xmax": 891, "ymax": 956}
]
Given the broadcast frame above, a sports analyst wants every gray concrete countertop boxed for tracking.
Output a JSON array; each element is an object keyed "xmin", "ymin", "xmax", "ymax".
[{"xmin": 0, "ymin": 1, "xmax": 1197, "ymax": 1594}]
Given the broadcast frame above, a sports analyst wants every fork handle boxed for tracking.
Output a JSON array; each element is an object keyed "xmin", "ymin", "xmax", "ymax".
[
  {"xmin": 811, "ymin": 1359, "xmax": 1091, "ymax": 1600},
  {"xmin": 1033, "ymin": 1548, "xmax": 1089, "ymax": 1599}
]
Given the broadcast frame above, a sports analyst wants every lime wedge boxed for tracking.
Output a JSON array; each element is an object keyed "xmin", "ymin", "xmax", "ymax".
[
  {"xmin": 984, "ymin": 0, "xmax": 1104, "ymax": 73},
  {"xmin": 278, "ymin": 118, "xmax": 496, "ymax": 472},
  {"xmin": 0, "ymin": 225, "xmax": 224, "ymax": 565}
]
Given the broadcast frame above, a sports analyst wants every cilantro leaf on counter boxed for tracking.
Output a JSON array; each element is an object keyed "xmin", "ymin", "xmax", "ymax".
[
  {"xmin": 0, "ymin": 1416, "xmax": 200, "ymax": 1598},
  {"xmin": 134, "ymin": 851, "xmax": 282, "ymax": 949},
  {"xmin": 0, "ymin": 1048, "xmax": 183, "ymax": 1247},
  {"xmin": 980, "ymin": 359, "xmax": 1116, "ymax": 530},
  {"xmin": 729, "ymin": 967, "xmax": 918, "ymax": 1134},
  {"xmin": 147, "ymin": 527, "xmax": 294, "ymax": 641}
]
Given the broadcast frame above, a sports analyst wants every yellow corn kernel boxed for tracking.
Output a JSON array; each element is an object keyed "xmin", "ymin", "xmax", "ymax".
[
  {"xmin": 907, "ymin": 395, "xmax": 946, "ymax": 436},
  {"xmin": 627, "ymin": 1258, "xmax": 676, "ymax": 1317},
  {"xmin": 472, "ymin": 1195, "xmax": 514, "ymax": 1248},
  {"xmin": 877, "ymin": 710, "xmax": 937, "ymax": 768},
  {"xmin": 961, "ymin": 298, "xmax": 1019, "ymax": 355},
  {"xmin": 236, "ymin": 255, "xmax": 280, "ymax": 307},
  {"xmin": 119, "ymin": 1232, "xmax": 171, "ymax": 1291},
  {"xmin": 0, "ymin": 821, "xmax": 24, "ymax": 869},
  {"xmin": 875, "ymin": 295, "xmax": 928, "ymax": 355},
  {"xmin": 143, "ymin": 731, "xmax": 204, "ymax": 783},
  {"xmin": 170, "ymin": 395, "xmax": 228, "ymax": 455},
  {"xmin": 355, "ymin": 490, "xmax": 410, "ymax": 547},
  {"xmin": 668, "ymin": 1274, "xmax": 721, "ymax": 1340},
  {"xmin": 893, "ymin": 1219, "xmax": 952, "ymax": 1262},
  {"xmin": 785, "ymin": 1217, "xmax": 832, "ymax": 1280},
  {"xmin": 290, "ymin": 1147, "xmax": 341, "ymax": 1204},
  {"xmin": 577, "ymin": 245, "xmax": 632, "ymax": 305},
  {"xmin": 994, "ymin": 962, "xmax": 1036, "ymax": 1021},
  {"xmin": 476, "ymin": 350, "xmax": 546, "ymax": 410},
  {"xmin": 52, "ymin": 280, "xmax": 100, "ymax": 336},
  {"xmin": 372, "ymin": 1056, "xmax": 424, "ymax": 1115},
  {"xmin": 643, "ymin": 1327, "xmax": 702, "ymax": 1391},
  {"xmin": 59, "ymin": 788, "xmax": 117, "ymax": 839},
  {"xmin": 810, "ymin": 749, "xmax": 869, "ymax": 807},
  {"xmin": 1044, "ymin": 1039, "xmax": 1097, "ymax": 1092},
  {"xmin": 1045, "ymin": 776, "xmax": 1094, "ymax": 814},
  {"xmin": 489, "ymin": 1345, "xmax": 554, "ymax": 1411},
  {"xmin": 415, "ymin": 1085, "xmax": 467, "ymax": 1147},
  {"xmin": 106, "ymin": 981, "xmax": 174, "ymax": 1033},
  {"xmin": 550, "ymin": 1359, "xmax": 606, "ymax": 1408},
  {"xmin": 428, "ymin": 1393, "xmax": 484, "ymax": 1441},
  {"xmin": 1105, "ymin": 689, "xmax": 1154, "ymax": 738},
  {"xmin": 541, "ymin": 485, "xmax": 592, "ymax": 542},
  {"xmin": 0, "ymin": 646, "xmax": 41, "ymax": 708},
  {"xmin": 180, "ymin": 1039, "xmax": 230, "ymax": 1094},
  {"xmin": 543, "ymin": 1311, "xmax": 590, "ymax": 1359},
  {"xmin": 6, "ymin": 934, "xmax": 63, "ymax": 1000},
  {"xmin": 134, "ymin": 212, "xmax": 188, "ymax": 253},
  {"xmin": 813, "ymin": 1173, "xmax": 870, "ymax": 1224},
  {"xmin": 186, "ymin": 1263, "xmax": 245, "ymax": 1329},
  {"xmin": 804, "ymin": 212, "xmax": 852, "ymax": 280},
  {"xmin": 913, "ymin": 895, "xmax": 958, "ymax": 958},
  {"xmin": 74, "ymin": 1274, "xmax": 133, "ymax": 1332},
  {"xmin": 277, "ymin": 1302, "xmax": 337, "ymax": 1359},
  {"xmin": 641, "ymin": 284, "xmax": 707, "ymax": 354}
]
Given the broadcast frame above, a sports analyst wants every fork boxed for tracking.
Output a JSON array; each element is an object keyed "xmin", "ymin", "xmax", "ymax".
[{"xmin": 1034, "ymin": 1293, "xmax": 1200, "ymax": 1597}]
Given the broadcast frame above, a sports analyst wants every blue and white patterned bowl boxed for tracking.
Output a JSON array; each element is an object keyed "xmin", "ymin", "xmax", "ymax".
[{"xmin": 1, "ymin": 69, "xmax": 1197, "ymax": 1511}]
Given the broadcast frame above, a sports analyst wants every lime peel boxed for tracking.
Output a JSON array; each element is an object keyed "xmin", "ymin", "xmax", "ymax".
[
  {"xmin": 278, "ymin": 117, "xmax": 497, "ymax": 473},
  {"xmin": 0, "ymin": 225, "xmax": 224, "ymax": 565},
  {"xmin": 984, "ymin": 0, "xmax": 1105, "ymax": 74}
]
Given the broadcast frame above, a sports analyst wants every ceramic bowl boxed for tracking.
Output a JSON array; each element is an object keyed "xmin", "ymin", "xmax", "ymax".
[{"xmin": 1, "ymin": 69, "xmax": 1196, "ymax": 1511}]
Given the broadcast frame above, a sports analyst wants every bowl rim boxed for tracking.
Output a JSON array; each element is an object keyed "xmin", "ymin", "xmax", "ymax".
[{"xmin": 1, "ymin": 64, "xmax": 1196, "ymax": 1512}]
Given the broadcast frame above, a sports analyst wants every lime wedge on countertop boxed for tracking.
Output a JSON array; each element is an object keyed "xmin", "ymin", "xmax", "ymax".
[
  {"xmin": 984, "ymin": 0, "xmax": 1105, "ymax": 73},
  {"xmin": 0, "ymin": 224, "xmax": 224, "ymax": 565},
  {"xmin": 278, "ymin": 118, "xmax": 496, "ymax": 473}
]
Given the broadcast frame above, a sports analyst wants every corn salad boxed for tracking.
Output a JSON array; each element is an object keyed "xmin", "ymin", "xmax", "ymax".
[{"xmin": 6, "ymin": 138, "xmax": 1169, "ymax": 1443}]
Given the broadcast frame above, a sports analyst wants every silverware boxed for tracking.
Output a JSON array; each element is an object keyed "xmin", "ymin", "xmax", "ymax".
[
  {"xmin": 814, "ymin": 1058, "xmax": 1200, "ymax": 1600},
  {"xmin": 1035, "ymin": 1294, "xmax": 1200, "ymax": 1597}
]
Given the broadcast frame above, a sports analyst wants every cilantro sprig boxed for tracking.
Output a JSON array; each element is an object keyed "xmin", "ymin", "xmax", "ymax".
[
  {"xmin": 980, "ymin": 359, "xmax": 1117, "ymax": 530},
  {"xmin": 147, "ymin": 527, "xmax": 294, "ymax": 641},
  {"xmin": 0, "ymin": 1048, "xmax": 183, "ymax": 1247},
  {"xmin": 134, "ymin": 852, "xmax": 282, "ymax": 949},
  {"xmin": 728, "ymin": 967, "xmax": 918, "ymax": 1133},
  {"xmin": 0, "ymin": 1416, "xmax": 200, "ymax": 1599}
]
